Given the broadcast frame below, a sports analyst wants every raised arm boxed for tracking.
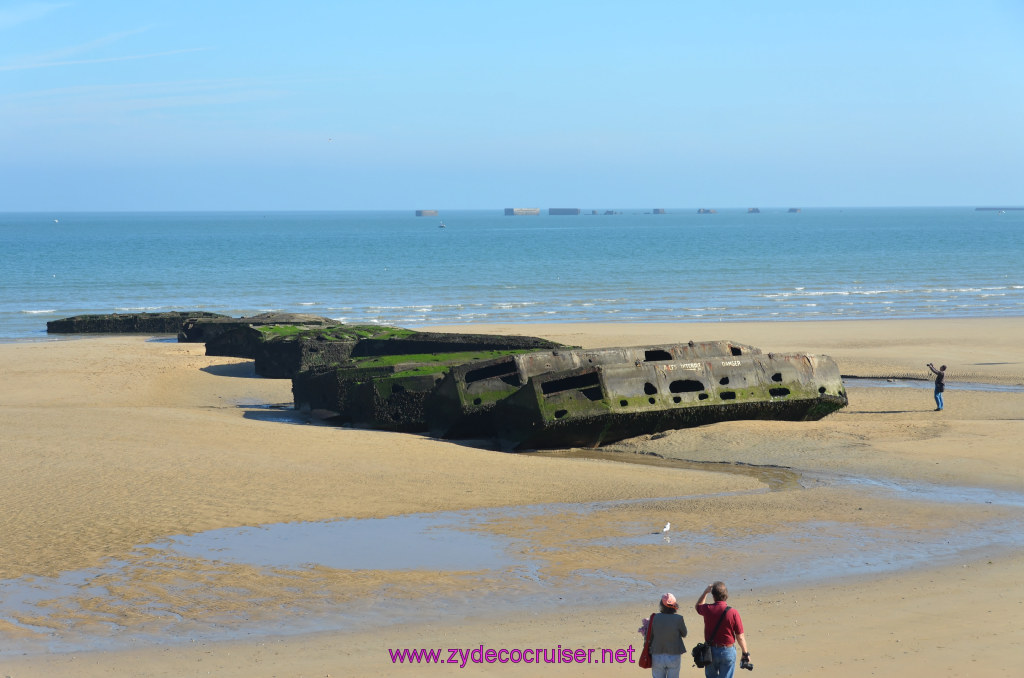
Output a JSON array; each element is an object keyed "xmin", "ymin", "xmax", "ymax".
[{"xmin": 695, "ymin": 584, "xmax": 713, "ymax": 611}]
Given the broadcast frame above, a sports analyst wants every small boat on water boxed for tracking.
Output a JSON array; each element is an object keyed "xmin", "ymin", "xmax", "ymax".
[{"xmin": 439, "ymin": 220, "xmax": 447, "ymax": 228}]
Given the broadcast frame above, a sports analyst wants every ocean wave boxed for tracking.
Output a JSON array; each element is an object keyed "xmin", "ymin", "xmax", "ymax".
[
  {"xmin": 495, "ymin": 301, "xmax": 539, "ymax": 309},
  {"xmin": 760, "ymin": 285, "xmax": 1020, "ymax": 300},
  {"xmin": 21, "ymin": 309, "xmax": 56, "ymax": 314}
]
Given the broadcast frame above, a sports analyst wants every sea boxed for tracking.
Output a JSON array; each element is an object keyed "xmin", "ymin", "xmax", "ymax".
[{"xmin": 1, "ymin": 207, "xmax": 1022, "ymax": 341}]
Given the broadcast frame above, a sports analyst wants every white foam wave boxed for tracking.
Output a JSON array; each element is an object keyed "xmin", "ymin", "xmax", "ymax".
[{"xmin": 22, "ymin": 309, "xmax": 57, "ymax": 314}]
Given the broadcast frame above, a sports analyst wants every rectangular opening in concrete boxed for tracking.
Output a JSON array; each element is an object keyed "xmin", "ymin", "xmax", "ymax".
[
  {"xmin": 644, "ymin": 349, "xmax": 672, "ymax": 361},
  {"xmin": 465, "ymin": 360, "xmax": 518, "ymax": 385},
  {"xmin": 541, "ymin": 372, "xmax": 601, "ymax": 396}
]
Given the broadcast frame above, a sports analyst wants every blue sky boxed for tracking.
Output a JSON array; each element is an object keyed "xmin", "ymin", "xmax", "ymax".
[{"xmin": 2, "ymin": 0, "xmax": 1023, "ymax": 211}]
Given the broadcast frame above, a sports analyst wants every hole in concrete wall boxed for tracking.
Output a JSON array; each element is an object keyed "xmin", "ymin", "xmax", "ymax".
[
  {"xmin": 620, "ymin": 399, "xmax": 629, "ymax": 407},
  {"xmin": 465, "ymin": 360, "xmax": 517, "ymax": 384},
  {"xmin": 670, "ymin": 379, "xmax": 706, "ymax": 393},
  {"xmin": 719, "ymin": 377, "xmax": 730, "ymax": 385},
  {"xmin": 644, "ymin": 382, "xmax": 658, "ymax": 395},
  {"xmin": 645, "ymin": 349, "xmax": 672, "ymax": 362},
  {"xmin": 699, "ymin": 393, "xmax": 709, "ymax": 400},
  {"xmin": 541, "ymin": 372, "xmax": 601, "ymax": 395},
  {"xmin": 731, "ymin": 347, "xmax": 743, "ymax": 356},
  {"xmin": 769, "ymin": 387, "xmax": 790, "ymax": 397},
  {"xmin": 554, "ymin": 409, "xmax": 568, "ymax": 419},
  {"xmin": 473, "ymin": 397, "xmax": 482, "ymax": 405},
  {"xmin": 819, "ymin": 386, "xmax": 826, "ymax": 394},
  {"xmin": 673, "ymin": 396, "xmax": 681, "ymax": 403},
  {"xmin": 648, "ymin": 397, "xmax": 656, "ymax": 404},
  {"xmin": 772, "ymin": 372, "xmax": 783, "ymax": 382},
  {"xmin": 720, "ymin": 391, "xmax": 736, "ymax": 400}
]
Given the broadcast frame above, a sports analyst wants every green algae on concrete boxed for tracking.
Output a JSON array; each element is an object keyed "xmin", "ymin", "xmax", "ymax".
[{"xmin": 289, "ymin": 328, "xmax": 573, "ymax": 431}]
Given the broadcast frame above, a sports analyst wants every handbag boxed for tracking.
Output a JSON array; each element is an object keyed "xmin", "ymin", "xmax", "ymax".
[
  {"xmin": 638, "ymin": 613, "xmax": 655, "ymax": 669},
  {"xmin": 692, "ymin": 606, "xmax": 730, "ymax": 668}
]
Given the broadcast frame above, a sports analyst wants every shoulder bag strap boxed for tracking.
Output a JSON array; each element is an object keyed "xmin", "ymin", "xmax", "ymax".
[{"xmin": 707, "ymin": 606, "xmax": 731, "ymax": 644}]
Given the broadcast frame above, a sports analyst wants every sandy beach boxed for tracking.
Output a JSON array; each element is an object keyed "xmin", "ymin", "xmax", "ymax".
[{"xmin": 1, "ymin": 317, "xmax": 1022, "ymax": 677}]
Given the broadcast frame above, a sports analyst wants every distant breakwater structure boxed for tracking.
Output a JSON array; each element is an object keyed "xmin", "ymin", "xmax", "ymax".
[{"xmin": 415, "ymin": 207, "xmax": 799, "ymax": 216}]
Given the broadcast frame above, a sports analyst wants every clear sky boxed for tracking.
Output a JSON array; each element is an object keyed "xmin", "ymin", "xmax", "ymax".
[{"xmin": 2, "ymin": 0, "xmax": 1023, "ymax": 211}]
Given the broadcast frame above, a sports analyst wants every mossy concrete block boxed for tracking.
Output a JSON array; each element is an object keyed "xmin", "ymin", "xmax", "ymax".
[
  {"xmin": 47, "ymin": 311, "xmax": 226, "ymax": 334},
  {"xmin": 179, "ymin": 312, "xmax": 340, "ymax": 343}
]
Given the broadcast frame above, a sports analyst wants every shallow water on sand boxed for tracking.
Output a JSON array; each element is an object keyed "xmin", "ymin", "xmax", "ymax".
[
  {"xmin": 1, "ymin": 460, "xmax": 1021, "ymax": 655},
  {"xmin": 844, "ymin": 378, "xmax": 1024, "ymax": 392}
]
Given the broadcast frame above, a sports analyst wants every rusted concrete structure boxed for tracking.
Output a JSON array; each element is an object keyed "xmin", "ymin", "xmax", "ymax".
[
  {"xmin": 491, "ymin": 352, "xmax": 846, "ymax": 450},
  {"xmin": 426, "ymin": 341, "xmax": 760, "ymax": 440},
  {"xmin": 287, "ymin": 333, "xmax": 845, "ymax": 448}
]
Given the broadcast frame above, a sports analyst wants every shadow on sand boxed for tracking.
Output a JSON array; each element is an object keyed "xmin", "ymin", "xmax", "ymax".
[{"xmin": 201, "ymin": 361, "xmax": 257, "ymax": 378}]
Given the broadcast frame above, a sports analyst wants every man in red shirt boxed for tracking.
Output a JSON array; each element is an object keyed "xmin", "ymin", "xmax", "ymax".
[{"xmin": 695, "ymin": 582, "xmax": 751, "ymax": 676}]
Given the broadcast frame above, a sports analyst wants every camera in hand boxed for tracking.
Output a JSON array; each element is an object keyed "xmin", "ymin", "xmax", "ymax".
[{"xmin": 741, "ymin": 653, "xmax": 753, "ymax": 671}]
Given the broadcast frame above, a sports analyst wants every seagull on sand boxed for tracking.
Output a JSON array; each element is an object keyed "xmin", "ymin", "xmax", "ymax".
[{"xmin": 663, "ymin": 522, "xmax": 671, "ymax": 533}]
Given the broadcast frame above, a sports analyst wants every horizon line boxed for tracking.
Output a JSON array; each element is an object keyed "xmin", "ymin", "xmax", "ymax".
[{"xmin": 4, "ymin": 205, "xmax": 1021, "ymax": 215}]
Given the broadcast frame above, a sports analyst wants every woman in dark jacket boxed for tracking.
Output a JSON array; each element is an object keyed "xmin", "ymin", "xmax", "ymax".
[{"xmin": 642, "ymin": 592, "xmax": 688, "ymax": 678}]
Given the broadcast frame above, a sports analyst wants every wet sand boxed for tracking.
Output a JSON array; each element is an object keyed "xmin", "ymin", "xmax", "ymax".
[{"xmin": 1, "ymin": 318, "xmax": 1022, "ymax": 676}]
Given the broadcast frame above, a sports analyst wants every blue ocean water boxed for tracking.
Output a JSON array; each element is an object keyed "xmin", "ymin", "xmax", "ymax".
[{"xmin": 1, "ymin": 207, "xmax": 1022, "ymax": 341}]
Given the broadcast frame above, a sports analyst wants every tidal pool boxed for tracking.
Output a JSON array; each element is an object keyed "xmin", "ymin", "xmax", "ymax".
[{"xmin": 1, "ymin": 462, "xmax": 1021, "ymax": 656}]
